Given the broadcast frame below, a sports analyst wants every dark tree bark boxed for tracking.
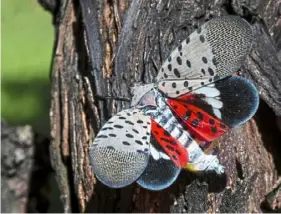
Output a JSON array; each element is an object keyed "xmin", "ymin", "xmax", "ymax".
[
  {"xmin": 44, "ymin": 0, "xmax": 281, "ymax": 212},
  {"xmin": 1, "ymin": 121, "xmax": 34, "ymax": 213},
  {"xmin": 1, "ymin": 121, "xmax": 54, "ymax": 213}
]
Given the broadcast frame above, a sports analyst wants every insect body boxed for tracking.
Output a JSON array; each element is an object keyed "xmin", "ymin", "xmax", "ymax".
[{"xmin": 89, "ymin": 16, "xmax": 259, "ymax": 190}]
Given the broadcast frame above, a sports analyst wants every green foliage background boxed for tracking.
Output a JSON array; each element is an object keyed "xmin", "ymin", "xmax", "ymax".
[{"xmin": 2, "ymin": 0, "xmax": 54, "ymax": 135}]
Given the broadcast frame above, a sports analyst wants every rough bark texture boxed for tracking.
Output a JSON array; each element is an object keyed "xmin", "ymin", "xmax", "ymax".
[
  {"xmin": 1, "ymin": 121, "xmax": 55, "ymax": 213},
  {"xmin": 46, "ymin": 0, "xmax": 281, "ymax": 212},
  {"xmin": 1, "ymin": 121, "xmax": 35, "ymax": 213}
]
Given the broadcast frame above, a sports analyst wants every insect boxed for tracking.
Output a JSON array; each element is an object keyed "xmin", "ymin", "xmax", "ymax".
[{"xmin": 89, "ymin": 16, "xmax": 259, "ymax": 190}]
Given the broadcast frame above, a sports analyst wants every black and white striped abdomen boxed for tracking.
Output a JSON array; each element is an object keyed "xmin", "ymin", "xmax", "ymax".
[
  {"xmin": 152, "ymin": 101, "xmax": 192, "ymax": 148},
  {"xmin": 152, "ymin": 92, "xmax": 224, "ymax": 173}
]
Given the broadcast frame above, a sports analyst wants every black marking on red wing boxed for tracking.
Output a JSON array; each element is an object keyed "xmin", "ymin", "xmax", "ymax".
[
  {"xmin": 170, "ymin": 76, "xmax": 259, "ymax": 129},
  {"xmin": 151, "ymin": 120, "xmax": 188, "ymax": 168},
  {"xmin": 173, "ymin": 92, "xmax": 215, "ymax": 117},
  {"xmin": 137, "ymin": 134, "xmax": 181, "ymax": 190},
  {"xmin": 166, "ymin": 95, "xmax": 228, "ymax": 142}
]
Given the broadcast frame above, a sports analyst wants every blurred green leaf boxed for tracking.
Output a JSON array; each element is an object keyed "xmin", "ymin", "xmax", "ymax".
[{"xmin": 2, "ymin": 0, "xmax": 54, "ymax": 135}]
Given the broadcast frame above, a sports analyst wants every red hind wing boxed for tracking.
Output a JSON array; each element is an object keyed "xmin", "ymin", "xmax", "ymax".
[
  {"xmin": 151, "ymin": 120, "xmax": 189, "ymax": 168},
  {"xmin": 166, "ymin": 93, "xmax": 228, "ymax": 143}
]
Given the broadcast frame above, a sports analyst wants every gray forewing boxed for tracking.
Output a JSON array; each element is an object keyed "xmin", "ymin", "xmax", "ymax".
[
  {"xmin": 89, "ymin": 108, "xmax": 151, "ymax": 188},
  {"xmin": 156, "ymin": 16, "xmax": 253, "ymax": 97}
]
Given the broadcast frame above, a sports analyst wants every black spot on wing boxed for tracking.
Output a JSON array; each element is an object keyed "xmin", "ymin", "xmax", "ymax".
[
  {"xmin": 97, "ymin": 135, "xmax": 108, "ymax": 139},
  {"xmin": 178, "ymin": 44, "xmax": 182, "ymax": 51},
  {"xmin": 176, "ymin": 56, "xmax": 182, "ymax": 65},
  {"xmin": 109, "ymin": 134, "xmax": 117, "ymax": 137},
  {"xmin": 126, "ymin": 133, "xmax": 134, "ymax": 138},
  {"xmin": 173, "ymin": 68, "xmax": 181, "ymax": 78},
  {"xmin": 199, "ymin": 35, "xmax": 205, "ymax": 43},
  {"xmin": 102, "ymin": 127, "xmax": 113, "ymax": 131},
  {"xmin": 191, "ymin": 119, "xmax": 199, "ymax": 127},
  {"xmin": 135, "ymin": 140, "xmax": 143, "ymax": 145},
  {"xmin": 208, "ymin": 67, "xmax": 214, "ymax": 76},
  {"xmin": 168, "ymin": 64, "xmax": 172, "ymax": 71},
  {"xmin": 166, "ymin": 145, "xmax": 175, "ymax": 151},
  {"xmin": 202, "ymin": 57, "xmax": 208, "ymax": 64},
  {"xmin": 169, "ymin": 140, "xmax": 177, "ymax": 145},
  {"xmin": 186, "ymin": 60, "xmax": 191, "ymax": 68},
  {"xmin": 122, "ymin": 141, "xmax": 130, "ymax": 145},
  {"xmin": 136, "ymin": 149, "xmax": 145, "ymax": 154},
  {"xmin": 209, "ymin": 119, "xmax": 215, "ymax": 125},
  {"xmin": 164, "ymin": 131, "xmax": 170, "ymax": 137},
  {"xmin": 197, "ymin": 112, "xmax": 204, "ymax": 120},
  {"xmin": 160, "ymin": 137, "xmax": 176, "ymax": 145},
  {"xmin": 211, "ymin": 126, "xmax": 217, "ymax": 133},
  {"xmin": 125, "ymin": 120, "xmax": 134, "ymax": 125},
  {"xmin": 107, "ymin": 146, "xmax": 115, "ymax": 150},
  {"xmin": 132, "ymin": 129, "xmax": 139, "ymax": 134},
  {"xmin": 212, "ymin": 57, "xmax": 217, "ymax": 66},
  {"xmin": 114, "ymin": 124, "xmax": 123, "ymax": 129},
  {"xmin": 184, "ymin": 110, "xmax": 192, "ymax": 120}
]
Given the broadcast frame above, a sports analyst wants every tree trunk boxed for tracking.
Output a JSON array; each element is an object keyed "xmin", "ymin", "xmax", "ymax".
[
  {"xmin": 45, "ymin": 0, "xmax": 281, "ymax": 212},
  {"xmin": 1, "ymin": 122, "xmax": 35, "ymax": 213}
]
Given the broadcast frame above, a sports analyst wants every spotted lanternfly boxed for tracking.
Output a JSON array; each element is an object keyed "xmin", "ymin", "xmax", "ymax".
[{"xmin": 89, "ymin": 16, "xmax": 259, "ymax": 191}]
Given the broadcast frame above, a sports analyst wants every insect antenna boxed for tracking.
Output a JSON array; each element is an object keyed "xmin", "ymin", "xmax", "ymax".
[{"xmin": 95, "ymin": 94, "xmax": 131, "ymax": 102}]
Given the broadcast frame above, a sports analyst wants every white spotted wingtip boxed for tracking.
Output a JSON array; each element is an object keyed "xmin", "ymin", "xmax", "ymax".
[{"xmin": 156, "ymin": 16, "xmax": 253, "ymax": 98}]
